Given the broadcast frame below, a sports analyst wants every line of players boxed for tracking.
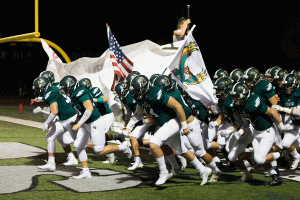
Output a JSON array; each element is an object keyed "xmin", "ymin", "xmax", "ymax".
[{"xmin": 32, "ymin": 65, "xmax": 300, "ymax": 187}]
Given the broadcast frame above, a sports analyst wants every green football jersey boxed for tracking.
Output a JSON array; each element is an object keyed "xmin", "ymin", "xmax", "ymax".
[
  {"xmin": 135, "ymin": 86, "xmax": 177, "ymax": 126},
  {"xmin": 251, "ymin": 80, "xmax": 276, "ymax": 105},
  {"xmin": 184, "ymin": 95, "xmax": 209, "ymax": 123},
  {"xmin": 234, "ymin": 94, "xmax": 273, "ymax": 131},
  {"xmin": 168, "ymin": 88, "xmax": 192, "ymax": 119},
  {"xmin": 42, "ymin": 86, "xmax": 77, "ymax": 121},
  {"xmin": 218, "ymin": 94, "xmax": 235, "ymax": 124},
  {"xmin": 71, "ymin": 86, "xmax": 101, "ymax": 123},
  {"xmin": 121, "ymin": 92, "xmax": 138, "ymax": 113},
  {"xmin": 279, "ymin": 88, "xmax": 300, "ymax": 126},
  {"xmin": 89, "ymin": 87, "xmax": 112, "ymax": 116}
]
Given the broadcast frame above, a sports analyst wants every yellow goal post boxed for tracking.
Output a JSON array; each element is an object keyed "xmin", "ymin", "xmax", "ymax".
[{"xmin": 0, "ymin": 0, "xmax": 71, "ymax": 63}]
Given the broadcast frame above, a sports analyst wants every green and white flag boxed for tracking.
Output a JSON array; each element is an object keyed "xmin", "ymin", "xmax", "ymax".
[{"xmin": 169, "ymin": 25, "xmax": 217, "ymax": 107}]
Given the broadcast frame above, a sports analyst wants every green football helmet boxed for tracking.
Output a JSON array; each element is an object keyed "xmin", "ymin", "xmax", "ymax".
[
  {"xmin": 153, "ymin": 75, "xmax": 173, "ymax": 93},
  {"xmin": 243, "ymin": 67, "xmax": 261, "ymax": 87},
  {"xmin": 115, "ymin": 82, "xmax": 129, "ymax": 101},
  {"xmin": 59, "ymin": 75, "xmax": 77, "ymax": 97},
  {"xmin": 77, "ymin": 78, "xmax": 92, "ymax": 90},
  {"xmin": 229, "ymin": 68, "xmax": 244, "ymax": 84},
  {"xmin": 130, "ymin": 75, "xmax": 150, "ymax": 99},
  {"xmin": 32, "ymin": 76, "xmax": 52, "ymax": 98},
  {"xmin": 230, "ymin": 82, "xmax": 250, "ymax": 106},
  {"xmin": 281, "ymin": 74, "xmax": 298, "ymax": 95},
  {"xmin": 214, "ymin": 77, "xmax": 232, "ymax": 98},
  {"xmin": 39, "ymin": 71, "xmax": 55, "ymax": 84},
  {"xmin": 213, "ymin": 69, "xmax": 228, "ymax": 80},
  {"xmin": 150, "ymin": 74, "xmax": 160, "ymax": 86},
  {"xmin": 126, "ymin": 71, "xmax": 140, "ymax": 86},
  {"xmin": 273, "ymin": 69, "xmax": 288, "ymax": 87}
]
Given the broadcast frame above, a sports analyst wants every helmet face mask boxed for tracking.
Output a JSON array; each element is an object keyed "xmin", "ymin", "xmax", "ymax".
[
  {"xmin": 282, "ymin": 74, "xmax": 298, "ymax": 95},
  {"xmin": 230, "ymin": 82, "xmax": 250, "ymax": 106},
  {"xmin": 115, "ymin": 82, "xmax": 129, "ymax": 101},
  {"xmin": 214, "ymin": 77, "xmax": 232, "ymax": 99},
  {"xmin": 130, "ymin": 75, "xmax": 150, "ymax": 100},
  {"xmin": 32, "ymin": 77, "xmax": 52, "ymax": 98}
]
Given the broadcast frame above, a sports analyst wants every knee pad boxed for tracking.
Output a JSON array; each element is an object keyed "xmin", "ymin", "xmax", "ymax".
[
  {"xmin": 149, "ymin": 136, "xmax": 163, "ymax": 147},
  {"xmin": 194, "ymin": 148, "xmax": 206, "ymax": 158},
  {"xmin": 93, "ymin": 145, "xmax": 104, "ymax": 153},
  {"xmin": 254, "ymin": 155, "xmax": 266, "ymax": 165},
  {"xmin": 282, "ymin": 139, "xmax": 292, "ymax": 149},
  {"xmin": 75, "ymin": 147, "xmax": 88, "ymax": 161}
]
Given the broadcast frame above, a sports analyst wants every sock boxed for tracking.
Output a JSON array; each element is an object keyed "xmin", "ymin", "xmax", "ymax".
[
  {"xmin": 118, "ymin": 142, "xmax": 127, "ymax": 152},
  {"xmin": 190, "ymin": 157, "xmax": 206, "ymax": 172},
  {"xmin": 290, "ymin": 149, "xmax": 300, "ymax": 159},
  {"xmin": 272, "ymin": 152, "xmax": 280, "ymax": 160},
  {"xmin": 268, "ymin": 168, "xmax": 277, "ymax": 176},
  {"xmin": 166, "ymin": 154, "xmax": 180, "ymax": 170},
  {"xmin": 68, "ymin": 152, "xmax": 76, "ymax": 160},
  {"xmin": 48, "ymin": 156, "xmax": 55, "ymax": 164},
  {"xmin": 82, "ymin": 167, "xmax": 89, "ymax": 172},
  {"xmin": 156, "ymin": 156, "xmax": 168, "ymax": 173},
  {"xmin": 213, "ymin": 156, "xmax": 221, "ymax": 163},
  {"xmin": 207, "ymin": 160, "xmax": 221, "ymax": 173},
  {"xmin": 135, "ymin": 156, "xmax": 141, "ymax": 163},
  {"xmin": 271, "ymin": 160, "xmax": 277, "ymax": 167},
  {"xmin": 244, "ymin": 160, "xmax": 252, "ymax": 168}
]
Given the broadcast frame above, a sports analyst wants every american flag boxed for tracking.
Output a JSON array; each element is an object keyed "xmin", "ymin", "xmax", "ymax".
[{"xmin": 108, "ymin": 27, "xmax": 133, "ymax": 90}]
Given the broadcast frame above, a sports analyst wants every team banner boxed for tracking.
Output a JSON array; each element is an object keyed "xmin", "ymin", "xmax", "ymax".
[{"xmin": 168, "ymin": 25, "xmax": 217, "ymax": 107}]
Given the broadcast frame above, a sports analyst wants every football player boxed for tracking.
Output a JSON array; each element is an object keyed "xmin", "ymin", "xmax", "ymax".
[
  {"xmin": 59, "ymin": 75, "xmax": 132, "ymax": 179},
  {"xmin": 153, "ymin": 75, "xmax": 221, "ymax": 179},
  {"xmin": 230, "ymin": 82, "xmax": 286, "ymax": 186},
  {"xmin": 272, "ymin": 74, "xmax": 300, "ymax": 170},
  {"xmin": 125, "ymin": 75, "xmax": 212, "ymax": 186},
  {"xmin": 32, "ymin": 75, "xmax": 78, "ymax": 171},
  {"xmin": 78, "ymin": 78, "xmax": 125, "ymax": 164}
]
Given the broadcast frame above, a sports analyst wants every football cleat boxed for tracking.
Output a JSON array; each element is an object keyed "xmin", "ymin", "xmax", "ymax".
[
  {"xmin": 127, "ymin": 162, "xmax": 144, "ymax": 171},
  {"xmin": 200, "ymin": 167, "xmax": 212, "ymax": 185},
  {"xmin": 72, "ymin": 170, "xmax": 92, "ymax": 179},
  {"xmin": 155, "ymin": 171, "xmax": 170, "ymax": 185},
  {"xmin": 37, "ymin": 161, "xmax": 56, "ymax": 172}
]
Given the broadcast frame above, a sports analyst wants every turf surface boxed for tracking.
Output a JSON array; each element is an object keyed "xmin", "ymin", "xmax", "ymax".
[{"xmin": 1, "ymin": 105, "xmax": 300, "ymax": 199}]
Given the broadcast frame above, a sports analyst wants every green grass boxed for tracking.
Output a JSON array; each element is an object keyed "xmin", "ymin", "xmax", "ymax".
[{"xmin": 1, "ymin": 106, "xmax": 300, "ymax": 199}]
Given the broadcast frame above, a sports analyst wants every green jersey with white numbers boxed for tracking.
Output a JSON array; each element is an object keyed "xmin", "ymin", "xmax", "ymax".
[
  {"xmin": 279, "ymin": 88, "xmax": 300, "ymax": 126},
  {"xmin": 89, "ymin": 87, "xmax": 112, "ymax": 116},
  {"xmin": 234, "ymin": 94, "xmax": 273, "ymax": 131},
  {"xmin": 121, "ymin": 92, "xmax": 138, "ymax": 113},
  {"xmin": 184, "ymin": 95, "xmax": 209, "ymax": 123},
  {"xmin": 42, "ymin": 86, "xmax": 77, "ymax": 121},
  {"xmin": 168, "ymin": 88, "xmax": 192, "ymax": 119},
  {"xmin": 135, "ymin": 86, "xmax": 177, "ymax": 126},
  {"xmin": 71, "ymin": 86, "xmax": 101, "ymax": 123},
  {"xmin": 251, "ymin": 80, "xmax": 276, "ymax": 106}
]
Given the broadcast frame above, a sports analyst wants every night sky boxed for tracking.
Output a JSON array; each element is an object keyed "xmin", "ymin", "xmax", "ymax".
[{"xmin": 0, "ymin": 1, "xmax": 299, "ymax": 98}]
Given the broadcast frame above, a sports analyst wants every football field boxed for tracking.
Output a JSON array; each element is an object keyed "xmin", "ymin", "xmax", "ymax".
[{"xmin": 1, "ymin": 105, "xmax": 300, "ymax": 199}]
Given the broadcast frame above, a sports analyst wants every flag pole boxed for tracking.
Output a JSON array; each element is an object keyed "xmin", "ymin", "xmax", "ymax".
[{"xmin": 187, "ymin": 5, "xmax": 191, "ymax": 31}]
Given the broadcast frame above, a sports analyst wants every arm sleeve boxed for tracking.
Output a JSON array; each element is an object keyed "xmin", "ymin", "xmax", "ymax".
[{"xmin": 126, "ymin": 105, "xmax": 144, "ymax": 128}]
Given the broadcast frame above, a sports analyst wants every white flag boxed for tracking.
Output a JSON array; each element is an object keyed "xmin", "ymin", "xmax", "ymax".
[
  {"xmin": 41, "ymin": 39, "xmax": 63, "ymax": 82},
  {"xmin": 168, "ymin": 25, "xmax": 217, "ymax": 107}
]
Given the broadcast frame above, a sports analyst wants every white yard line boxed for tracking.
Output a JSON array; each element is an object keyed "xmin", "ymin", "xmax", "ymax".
[{"xmin": 0, "ymin": 116, "xmax": 43, "ymax": 129}]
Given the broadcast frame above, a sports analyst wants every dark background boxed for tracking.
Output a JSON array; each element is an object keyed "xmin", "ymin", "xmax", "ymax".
[{"xmin": 0, "ymin": 1, "xmax": 299, "ymax": 98}]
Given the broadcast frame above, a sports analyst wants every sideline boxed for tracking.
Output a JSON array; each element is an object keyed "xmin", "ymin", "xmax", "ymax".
[{"xmin": 0, "ymin": 116, "xmax": 43, "ymax": 129}]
